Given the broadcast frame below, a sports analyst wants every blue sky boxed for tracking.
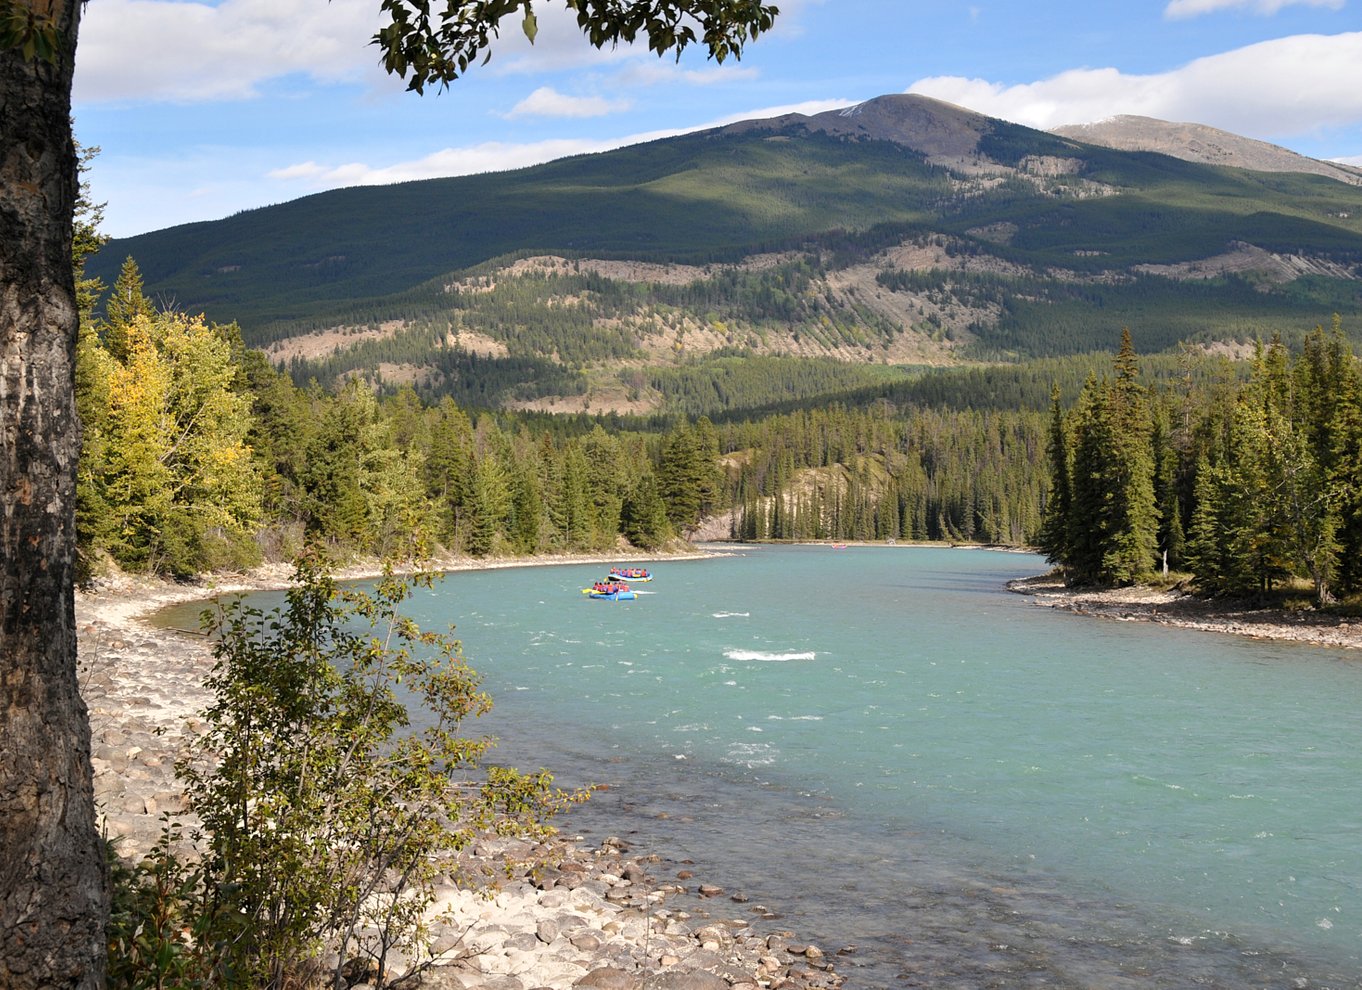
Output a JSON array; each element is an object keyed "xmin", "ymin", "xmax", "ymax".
[{"xmin": 73, "ymin": 0, "xmax": 1362, "ymax": 239}]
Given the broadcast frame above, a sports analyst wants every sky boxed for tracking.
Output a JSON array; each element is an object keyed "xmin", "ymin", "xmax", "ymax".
[{"xmin": 72, "ymin": 0, "xmax": 1362, "ymax": 239}]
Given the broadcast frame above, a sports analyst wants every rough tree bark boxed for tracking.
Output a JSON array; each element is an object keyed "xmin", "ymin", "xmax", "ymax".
[{"xmin": 0, "ymin": 0, "xmax": 108, "ymax": 985}]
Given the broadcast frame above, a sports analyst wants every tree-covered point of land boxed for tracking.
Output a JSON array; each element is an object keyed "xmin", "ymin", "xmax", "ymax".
[{"xmin": 1039, "ymin": 321, "xmax": 1362, "ymax": 604}]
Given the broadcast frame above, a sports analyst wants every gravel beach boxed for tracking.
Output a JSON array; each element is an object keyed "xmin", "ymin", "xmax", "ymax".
[
  {"xmin": 1009, "ymin": 573, "xmax": 1362, "ymax": 650},
  {"xmin": 77, "ymin": 556, "xmax": 844, "ymax": 990}
]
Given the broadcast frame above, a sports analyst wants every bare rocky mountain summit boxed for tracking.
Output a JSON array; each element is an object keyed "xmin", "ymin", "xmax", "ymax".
[
  {"xmin": 723, "ymin": 93, "xmax": 995, "ymax": 161},
  {"xmin": 1053, "ymin": 114, "xmax": 1362, "ymax": 186}
]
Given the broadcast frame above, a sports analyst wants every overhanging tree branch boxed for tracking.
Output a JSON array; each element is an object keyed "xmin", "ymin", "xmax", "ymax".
[{"xmin": 372, "ymin": 0, "xmax": 779, "ymax": 94}]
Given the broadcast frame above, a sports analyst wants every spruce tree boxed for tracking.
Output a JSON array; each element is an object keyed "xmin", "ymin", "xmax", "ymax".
[
  {"xmin": 1102, "ymin": 330, "xmax": 1159, "ymax": 584},
  {"xmin": 1322, "ymin": 324, "xmax": 1362, "ymax": 594},
  {"xmin": 621, "ymin": 472, "xmax": 671, "ymax": 550},
  {"xmin": 1185, "ymin": 455, "xmax": 1226, "ymax": 593},
  {"xmin": 466, "ymin": 451, "xmax": 511, "ymax": 557},
  {"xmin": 102, "ymin": 256, "xmax": 154, "ymax": 363},
  {"xmin": 555, "ymin": 442, "xmax": 593, "ymax": 550},
  {"xmin": 424, "ymin": 398, "xmax": 476, "ymax": 550},
  {"xmin": 1065, "ymin": 378, "xmax": 1109, "ymax": 585},
  {"xmin": 658, "ymin": 423, "xmax": 709, "ymax": 534},
  {"xmin": 1037, "ymin": 385, "xmax": 1071, "ymax": 565},
  {"xmin": 1151, "ymin": 408, "xmax": 1186, "ymax": 574}
]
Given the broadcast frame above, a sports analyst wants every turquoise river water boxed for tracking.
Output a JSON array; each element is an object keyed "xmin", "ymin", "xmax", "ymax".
[{"xmin": 179, "ymin": 545, "xmax": 1362, "ymax": 988}]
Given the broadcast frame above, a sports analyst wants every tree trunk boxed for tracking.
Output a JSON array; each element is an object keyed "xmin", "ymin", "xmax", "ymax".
[{"xmin": 1, "ymin": 2, "xmax": 108, "ymax": 986}]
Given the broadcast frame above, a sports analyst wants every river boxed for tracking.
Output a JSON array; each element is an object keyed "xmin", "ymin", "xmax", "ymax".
[{"xmin": 196, "ymin": 545, "xmax": 1362, "ymax": 988}]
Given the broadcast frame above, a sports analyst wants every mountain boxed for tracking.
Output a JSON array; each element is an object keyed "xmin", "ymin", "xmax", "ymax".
[
  {"xmin": 722, "ymin": 94, "xmax": 995, "ymax": 159},
  {"xmin": 1052, "ymin": 115, "xmax": 1362, "ymax": 187},
  {"xmin": 87, "ymin": 95, "xmax": 1362, "ymax": 415}
]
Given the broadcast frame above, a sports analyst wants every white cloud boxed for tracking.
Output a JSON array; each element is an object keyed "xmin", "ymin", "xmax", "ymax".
[
  {"xmin": 73, "ymin": 0, "xmax": 784, "ymax": 104},
  {"xmin": 708, "ymin": 98, "xmax": 858, "ymax": 126},
  {"xmin": 503, "ymin": 86, "xmax": 631, "ymax": 118},
  {"xmin": 73, "ymin": 0, "xmax": 385, "ymax": 103},
  {"xmin": 613, "ymin": 61, "xmax": 761, "ymax": 87},
  {"xmin": 1164, "ymin": 0, "xmax": 1343, "ymax": 19},
  {"xmin": 267, "ymin": 97, "xmax": 857, "ymax": 191},
  {"xmin": 907, "ymin": 32, "xmax": 1362, "ymax": 141},
  {"xmin": 267, "ymin": 136, "xmax": 643, "ymax": 189}
]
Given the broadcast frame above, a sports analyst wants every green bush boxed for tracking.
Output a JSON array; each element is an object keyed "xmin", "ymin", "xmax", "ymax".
[{"xmin": 109, "ymin": 556, "xmax": 584, "ymax": 989}]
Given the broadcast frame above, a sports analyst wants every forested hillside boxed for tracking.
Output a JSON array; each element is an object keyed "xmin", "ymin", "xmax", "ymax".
[
  {"xmin": 81, "ymin": 253, "xmax": 1360, "ymax": 603},
  {"xmin": 86, "ymin": 95, "xmax": 1362, "ymax": 417}
]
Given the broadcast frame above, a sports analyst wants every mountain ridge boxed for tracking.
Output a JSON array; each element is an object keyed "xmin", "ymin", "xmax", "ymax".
[
  {"xmin": 86, "ymin": 94, "xmax": 1362, "ymax": 413},
  {"xmin": 1051, "ymin": 113, "xmax": 1362, "ymax": 187}
]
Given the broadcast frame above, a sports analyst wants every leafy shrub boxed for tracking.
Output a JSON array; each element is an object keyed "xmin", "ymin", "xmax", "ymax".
[{"xmin": 109, "ymin": 556, "xmax": 583, "ymax": 989}]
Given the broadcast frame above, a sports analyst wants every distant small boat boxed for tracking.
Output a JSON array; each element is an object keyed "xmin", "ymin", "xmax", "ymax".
[
  {"xmin": 584, "ymin": 581, "xmax": 636, "ymax": 601},
  {"xmin": 609, "ymin": 566, "xmax": 652, "ymax": 582},
  {"xmin": 831, "ymin": 543, "xmax": 848, "ymax": 550}
]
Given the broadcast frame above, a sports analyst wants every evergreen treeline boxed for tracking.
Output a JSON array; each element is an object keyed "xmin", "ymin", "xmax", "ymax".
[
  {"xmin": 646, "ymin": 354, "xmax": 906, "ymax": 418},
  {"xmin": 73, "ymin": 259, "xmax": 1066, "ymax": 577},
  {"xmin": 1038, "ymin": 324, "xmax": 1362, "ymax": 602},
  {"xmin": 77, "ymin": 259, "xmax": 1361, "ymax": 599},
  {"xmin": 717, "ymin": 404, "xmax": 1048, "ymax": 545},
  {"xmin": 74, "ymin": 261, "xmax": 722, "ymax": 576}
]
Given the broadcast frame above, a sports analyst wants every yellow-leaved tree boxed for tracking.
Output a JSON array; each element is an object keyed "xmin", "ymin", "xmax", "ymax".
[{"xmin": 79, "ymin": 290, "xmax": 262, "ymax": 576}]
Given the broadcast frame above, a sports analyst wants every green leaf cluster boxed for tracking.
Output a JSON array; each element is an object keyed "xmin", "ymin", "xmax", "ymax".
[
  {"xmin": 371, "ymin": 0, "xmax": 777, "ymax": 95},
  {"xmin": 0, "ymin": 0, "xmax": 61, "ymax": 62}
]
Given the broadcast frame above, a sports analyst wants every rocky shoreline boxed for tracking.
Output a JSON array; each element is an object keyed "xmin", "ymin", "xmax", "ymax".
[
  {"xmin": 1009, "ymin": 573, "xmax": 1362, "ymax": 651},
  {"xmin": 78, "ymin": 555, "xmax": 844, "ymax": 990}
]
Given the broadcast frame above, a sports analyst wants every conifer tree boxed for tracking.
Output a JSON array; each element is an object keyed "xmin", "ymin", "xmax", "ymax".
[
  {"xmin": 425, "ymin": 398, "xmax": 476, "ymax": 550},
  {"xmin": 1300, "ymin": 321, "xmax": 1362, "ymax": 595},
  {"xmin": 1151, "ymin": 408, "xmax": 1185, "ymax": 574},
  {"xmin": 1219, "ymin": 399, "xmax": 1281, "ymax": 594},
  {"xmin": 72, "ymin": 143, "xmax": 108, "ymax": 327},
  {"xmin": 1185, "ymin": 455, "xmax": 1227, "ymax": 592},
  {"xmin": 1264, "ymin": 404, "xmax": 1338, "ymax": 603},
  {"xmin": 359, "ymin": 411, "xmax": 433, "ymax": 559},
  {"xmin": 507, "ymin": 450, "xmax": 547, "ymax": 554},
  {"xmin": 659, "ymin": 422, "xmax": 709, "ymax": 534},
  {"xmin": 1064, "ymin": 378, "xmax": 1109, "ymax": 584},
  {"xmin": 300, "ymin": 383, "xmax": 373, "ymax": 548},
  {"xmin": 1037, "ymin": 385, "xmax": 1071, "ymax": 564},
  {"xmin": 554, "ymin": 441, "xmax": 594, "ymax": 550},
  {"xmin": 1101, "ymin": 329, "xmax": 1159, "ymax": 583},
  {"xmin": 466, "ymin": 451, "xmax": 511, "ymax": 557},
  {"xmin": 102, "ymin": 256, "xmax": 154, "ymax": 363},
  {"xmin": 74, "ymin": 313, "xmax": 118, "ymax": 568},
  {"xmin": 1056, "ymin": 333, "xmax": 1159, "ymax": 586},
  {"xmin": 621, "ymin": 471, "xmax": 671, "ymax": 549},
  {"xmin": 582, "ymin": 426, "xmax": 625, "ymax": 546},
  {"xmin": 1321, "ymin": 326, "xmax": 1362, "ymax": 594}
]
